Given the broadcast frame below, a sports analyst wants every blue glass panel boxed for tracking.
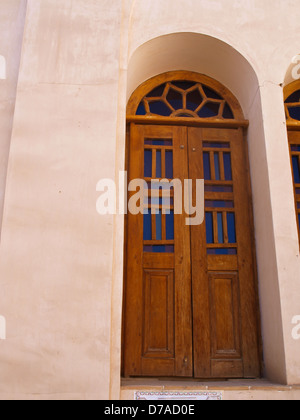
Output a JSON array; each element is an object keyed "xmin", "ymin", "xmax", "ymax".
[
  {"xmin": 143, "ymin": 245, "xmax": 174, "ymax": 253},
  {"xmin": 292, "ymin": 156, "xmax": 300, "ymax": 183},
  {"xmin": 203, "ymin": 142, "xmax": 229, "ymax": 149},
  {"xmin": 143, "ymin": 212, "xmax": 152, "ymax": 241},
  {"xmin": 166, "ymin": 89, "xmax": 183, "ymax": 110},
  {"xmin": 289, "ymin": 106, "xmax": 300, "ymax": 121},
  {"xmin": 165, "ymin": 151, "xmax": 173, "ymax": 179},
  {"xmin": 144, "ymin": 150, "xmax": 152, "ymax": 178},
  {"xmin": 149, "ymin": 101, "xmax": 172, "ymax": 116},
  {"xmin": 206, "ymin": 201, "xmax": 234, "ymax": 208},
  {"xmin": 171, "ymin": 81, "xmax": 196, "ymax": 90},
  {"xmin": 217, "ymin": 212, "xmax": 224, "ymax": 243},
  {"xmin": 205, "ymin": 212, "xmax": 214, "ymax": 244},
  {"xmin": 202, "ymin": 85, "xmax": 223, "ymax": 100},
  {"xmin": 144, "ymin": 139, "xmax": 173, "ymax": 146},
  {"xmin": 166, "ymin": 211, "xmax": 174, "ymax": 240},
  {"xmin": 156, "ymin": 150, "xmax": 162, "ymax": 178},
  {"xmin": 227, "ymin": 213, "xmax": 237, "ymax": 244},
  {"xmin": 285, "ymin": 90, "xmax": 300, "ymax": 103},
  {"xmin": 147, "ymin": 84, "xmax": 166, "ymax": 98},
  {"xmin": 156, "ymin": 211, "xmax": 162, "ymax": 241},
  {"xmin": 223, "ymin": 103, "xmax": 234, "ymax": 119},
  {"xmin": 186, "ymin": 89, "xmax": 203, "ymax": 111},
  {"xmin": 203, "ymin": 152, "xmax": 211, "ymax": 180},
  {"xmin": 205, "ymin": 185, "xmax": 233, "ymax": 193},
  {"xmin": 214, "ymin": 153, "xmax": 221, "ymax": 180},
  {"xmin": 207, "ymin": 248, "xmax": 237, "ymax": 255},
  {"xmin": 291, "ymin": 145, "xmax": 300, "ymax": 152},
  {"xmin": 136, "ymin": 101, "xmax": 146, "ymax": 115},
  {"xmin": 223, "ymin": 153, "xmax": 233, "ymax": 181},
  {"xmin": 198, "ymin": 103, "xmax": 220, "ymax": 118}
]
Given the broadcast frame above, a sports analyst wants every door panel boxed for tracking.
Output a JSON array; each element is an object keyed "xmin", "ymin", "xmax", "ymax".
[
  {"xmin": 123, "ymin": 124, "xmax": 193, "ymax": 377},
  {"xmin": 188, "ymin": 127, "xmax": 260, "ymax": 378},
  {"xmin": 123, "ymin": 124, "xmax": 260, "ymax": 379}
]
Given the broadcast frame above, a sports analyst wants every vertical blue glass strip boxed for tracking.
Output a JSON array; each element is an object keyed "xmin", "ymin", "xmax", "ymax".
[
  {"xmin": 214, "ymin": 153, "xmax": 221, "ymax": 180},
  {"xmin": 223, "ymin": 153, "xmax": 233, "ymax": 181},
  {"xmin": 165, "ymin": 151, "xmax": 173, "ymax": 179},
  {"xmin": 292, "ymin": 156, "xmax": 300, "ymax": 183},
  {"xmin": 156, "ymin": 150, "xmax": 162, "ymax": 178},
  {"xmin": 143, "ymin": 212, "xmax": 152, "ymax": 241},
  {"xmin": 156, "ymin": 211, "xmax": 162, "ymax": 240},
  {"xmin": 144, "ymin": 150, "xmax": 152, "ymax": 178},
  {"xmin": 166, "ymin": 210, "xmax": 174, "ymax": 240},
  {"xmin": 217, "ymin": 212, "xmax": 224, "ymax": 243},
  {"xmin": 205, "ymin": 212, "xmax": 214, "ymax": 244},
  {"xmin": 203, "ymin": 152, "xmax": 211, "ymax": 180},
  {"xmin": 227, "ymin": 213, "xmax": 237, "ymax": 244}
]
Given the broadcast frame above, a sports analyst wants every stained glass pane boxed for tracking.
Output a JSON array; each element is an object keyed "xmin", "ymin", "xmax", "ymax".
[
  {"xmin": 166, "ymin": 88, "xmax": 183, "ymax": 110},
  {"xmin": 156, "ymin": 211, "xmax": 162, "ymax": 240},
  {"xmin": 143, "ymin": 245, "xmax": 174, "ymax": 253},
  {"xmin": 147, "ymin": 84, "xmax": 166, "ymax": 98},
  {"xmin": 214, "ymin": 153, "xmax": 221, "ymax": 180},
  {"xmin": 202, "ymin": 85, "xmax": 223, "ymax": 100},
  {"xmin": 198, "ymin": 103, "xmax": 220, "ymax": 118},
  {"xmin": 227, "ymin": 213, "xmax": 237, "ymax": 244},
  {"xmin": 285, "ymin": 90, "xmax": 300, "ymax": 103},
  {"xmin": 292, "ymin": 156, "xmax": 300, "ymax": 183},
  {"xmin": 205, "ymin": 185, "xmax": 233, "ymax": 193},
  {"xmin": 149, "ymin": 101, "xmax": 172, "ymax": 116},
  {"xmin": 186, "ymin": 89, "xmax": 203, "ymax": 111},
  {"xmin": 165, "ymin": 151, "xmax": 173, "ymax": 179},
  {"xmin": 207, "ymin": 248, "xmax": 237, "ymax": 255},
  {"xmin": 217, "ymin": 212, "xmax": 224, "ymax": 243},
  {"xmin": 143, "ymin": 212, "xmax": 152, "ymax": 241},
  {"xmin": 205, "ymin": 201, "xmax": 234, "ymax": 208},
  {"xmin": 203, "ymin": 142, "xmax": 230, "ymax": 149},
  {"xmin": 144, "ymin": 139, "xmax": 173, "ymax": 146},
  {"xmin": 144, "ymin": 150, "xmax": 152, "ymax": 178},
  {"xmin": 166, "ymin": 211, "xmax": 174, "ymax": 240},
  {"xmin": 156, "ymin": 150, "xmax": 162, "ymax": 178},
  {"xmin": 203, "ymin": 152, "xmax": 211, "ymax": 180},
  {"xmin": 171, "ymin": 81, "xmax": 196, "ymax": 90},
  {"xmin": 289, "ymin": 106, "xmax": 300, "ymax": 121},
  {"xmin": 223, "ymin": 103, "xmax": 234, "ymax": 119},
  {"xmin": 137, "ymin": 102, "xmax": 146, "ymax": 115},
  {"xmin": 205, "ymin": 212, "xmax": 214, "ymax": 244},
  {"xmin": 223, "ymin": 153, "xmax": 233, "ymax": 181}
]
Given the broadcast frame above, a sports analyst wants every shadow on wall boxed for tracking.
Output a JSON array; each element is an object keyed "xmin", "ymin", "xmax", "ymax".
[{"xmin": 0, "ymin": 55, "xmax": 6, "ymax": 80}]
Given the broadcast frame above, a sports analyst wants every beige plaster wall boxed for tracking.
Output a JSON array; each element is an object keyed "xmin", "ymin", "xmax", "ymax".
[
  {"xmin": 0, "ymin": 0, "xmax": 123, "ymax": 399},
  {"xmin": 0, "ymin": 0, "xmax": 27, "ymax": 235},
  {"xmin": 0, "ymin": 0, "xmax": 300, "ymax": 401}
]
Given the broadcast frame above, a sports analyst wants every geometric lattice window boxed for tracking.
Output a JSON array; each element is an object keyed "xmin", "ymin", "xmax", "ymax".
[
  {"xmin": 285, "ymin": 89, "xmax": 300, "ymax": 121},
  {"xmin": 136, "ymin": 81, "xmax": 234, "ymax": 119}
]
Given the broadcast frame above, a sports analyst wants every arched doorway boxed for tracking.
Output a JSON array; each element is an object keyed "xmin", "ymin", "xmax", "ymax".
[{"xmin": 122, "ymin": 71, "xmax": 261, "ymax": 379}]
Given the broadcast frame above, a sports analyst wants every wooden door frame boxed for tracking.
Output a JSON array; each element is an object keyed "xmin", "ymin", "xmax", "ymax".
[{"xmin": 121, "ymin": 71, "xmax": 263, "ymax": 378}]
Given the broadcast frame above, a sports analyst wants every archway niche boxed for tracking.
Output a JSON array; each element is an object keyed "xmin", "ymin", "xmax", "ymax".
[{"xmin": 124, "ymin": 33, "xmax": 287, "ymax": 383}]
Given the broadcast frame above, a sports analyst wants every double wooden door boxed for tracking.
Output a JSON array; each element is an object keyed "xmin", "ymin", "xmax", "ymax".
[{"xmin": 123, "ymin": 124, "xmax": 260, "ymax": 379}]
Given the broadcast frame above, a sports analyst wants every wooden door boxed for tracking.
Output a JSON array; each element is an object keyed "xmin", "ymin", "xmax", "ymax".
[
  {"xmin": 123, "ymin": 124, "xmax": 193, "ymax": 377},
  {"xmin": 188, "ymin": 127, "xmax": 260, "ymax": 378},
  {"xmin": 123, "ymin": 124, "xmax": 260, "ymax": 379}
]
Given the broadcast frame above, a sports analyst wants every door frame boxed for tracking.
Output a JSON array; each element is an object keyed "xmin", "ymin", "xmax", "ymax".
[{"xmin": 121, "ymin": 71, "xmax": 263, "ymax": 379}]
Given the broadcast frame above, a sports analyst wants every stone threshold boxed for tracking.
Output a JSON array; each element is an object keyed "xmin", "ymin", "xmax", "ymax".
[{"xmin": 121, "ymin": 378, "xmax": 300, "ymax": 400}]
